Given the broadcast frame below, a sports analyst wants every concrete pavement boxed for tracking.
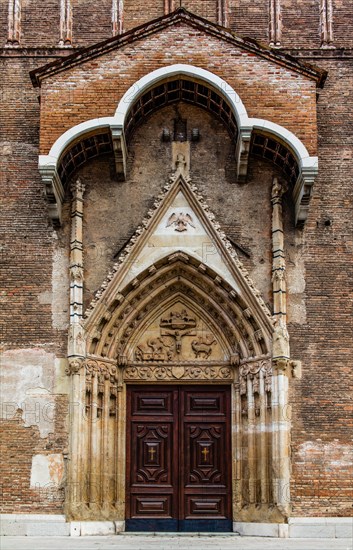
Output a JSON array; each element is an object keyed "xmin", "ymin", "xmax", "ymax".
[{"xmin": 1, "ymin": 535, "xmax": 352, "ymax": 550}]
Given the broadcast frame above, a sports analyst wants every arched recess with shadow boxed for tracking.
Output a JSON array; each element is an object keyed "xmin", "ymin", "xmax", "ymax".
[{"xmin": 39, "ymin": 64, "xmax": 317, "ymax": 226}]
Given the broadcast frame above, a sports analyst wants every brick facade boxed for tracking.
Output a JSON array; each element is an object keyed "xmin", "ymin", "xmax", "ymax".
[{"xmin": 0, "ymin": 2, "xmax": 352, "ymax": 520}]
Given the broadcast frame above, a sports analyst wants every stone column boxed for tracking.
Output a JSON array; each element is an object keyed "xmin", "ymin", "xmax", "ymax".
[
  {"xmin": 66, "ymin": 179, "xmax": 86, "ymax": 518},
  {"xmin": 271, "ymin": 177, "xmax": 291, "ymax": 517}
]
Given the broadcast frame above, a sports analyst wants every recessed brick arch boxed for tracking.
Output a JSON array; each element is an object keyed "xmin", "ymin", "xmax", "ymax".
[{"xmin": 39, "ymin": 64, "xmax": 318, "ymax": 225}]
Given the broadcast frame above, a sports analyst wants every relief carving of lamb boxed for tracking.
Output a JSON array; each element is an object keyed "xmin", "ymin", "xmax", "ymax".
[{"xmin": 191, "ymin": 334, "xmax": 216, "ymax": 359}]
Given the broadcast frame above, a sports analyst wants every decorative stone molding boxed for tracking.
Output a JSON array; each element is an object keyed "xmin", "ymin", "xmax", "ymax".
[
  {"xmin": 235, "ymin": 126, "xmax": 252, "ymax": 183},
  {"xmin": 320, "ymin": 0, "xmax": 334, "ymax": 48},
  {"xmin": 112, "ymin": 0, "xmax": 123, "ymax": 36},
  {"xmin": 38, "ymin": 163, "xmax": 64, "ymax": 224},
  {"xmin": 68, "ymin": 179, "xmax": 86, "ymax": 359},
  {"xmin": 123, "ymin": 364, "xmax": 233, "ymax": 382},
  {"xmin": 239, "ymin": 359, "xmax": 272, "ymax": 396}
]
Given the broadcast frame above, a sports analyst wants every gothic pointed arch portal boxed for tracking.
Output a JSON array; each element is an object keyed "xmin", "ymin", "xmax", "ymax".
[{"xmin": 65, "ymin": 174, "xmax": 292, "ymax": 527}]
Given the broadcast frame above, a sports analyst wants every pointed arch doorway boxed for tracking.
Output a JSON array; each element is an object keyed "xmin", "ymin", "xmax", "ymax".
[
  {"xmin": 126, "ymin": 384, "xmax": 232, "ymax": 532},
  {"xmin": 66, "ymin": 174, "xmax": 292, "ymax": 529}
]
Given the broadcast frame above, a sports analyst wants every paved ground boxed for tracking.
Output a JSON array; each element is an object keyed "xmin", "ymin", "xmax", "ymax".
[{"xmin": 1, "ymin": 535, "xmax": 352, "ymax": 550}]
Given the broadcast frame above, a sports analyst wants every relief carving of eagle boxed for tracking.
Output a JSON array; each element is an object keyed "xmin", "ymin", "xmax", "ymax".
[{"xmin": 166, "ymin": 212, "xmax": 196, "ymax": 232}]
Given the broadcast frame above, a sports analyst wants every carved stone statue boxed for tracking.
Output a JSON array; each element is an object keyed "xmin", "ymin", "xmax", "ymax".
[{"xmin": 272, "ymin": 319, "xmax": 290, "ymax": 360}]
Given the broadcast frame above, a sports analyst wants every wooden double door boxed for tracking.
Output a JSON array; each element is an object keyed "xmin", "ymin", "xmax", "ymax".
[{"xmin": 126, "ymin": 385, "xmax": 232, "ymax": 532}]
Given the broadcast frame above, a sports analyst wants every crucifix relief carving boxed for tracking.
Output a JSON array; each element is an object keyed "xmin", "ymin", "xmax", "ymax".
[
  {"xmin": 160, "ymin": 309, "xmax": 197, "ymax": 354},
  {"xmin": 133, "ymin": 307, "xmax": 221, "ymax": 363}
]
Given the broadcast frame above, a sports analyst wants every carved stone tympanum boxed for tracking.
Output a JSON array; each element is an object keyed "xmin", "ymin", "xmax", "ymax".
[{"xmin": 134, "ymin": 306, "xmax": 222, "ymax": 362}]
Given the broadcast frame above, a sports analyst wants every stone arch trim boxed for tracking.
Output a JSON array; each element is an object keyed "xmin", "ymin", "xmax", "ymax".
[
  {"xmin": 84, "ymin": 254, "xmax": 273, "ymax": 362},
  {"xmin": 38, "ymin": 63, "xmax": 318, "ymax": 225}
]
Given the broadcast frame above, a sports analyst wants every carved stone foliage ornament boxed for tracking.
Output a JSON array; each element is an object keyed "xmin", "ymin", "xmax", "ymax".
[
  {"xmin": 134, "ymin": 307, "xmax": 222, "ymax": 362},
  {"xmin": 124, "ymin": 365, "xmax": 232, "ymax": 382},
  {"xmin": 239, "ymin": 359, "xmax": 272, "ymax": 395},
  {"xmin": 84, "ymin": 359, "xmax": 120, "ymax": 386}
]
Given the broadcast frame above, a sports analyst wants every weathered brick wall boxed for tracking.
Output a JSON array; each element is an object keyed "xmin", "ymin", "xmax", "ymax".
[
  {"xmin": 0, "ymin": 53, "xmax": 69, "ymax": 514},
  {"xmin": 73, "ymin": 0, "xmax": 112, "ymax": 47},
  {"xmin": 229, "ymin": 0, "xmax": 269, "ymax": 42},
  {"xmin": 0, "ymin": 396, "xmax": 68, "ymax": 513},
  {"xmin": 123, "ymin": 0, "xmax": 165, "ymax": 31},
  {"xmin": 0, "ymin": 1, "xmax": 351, "ymax": 50},
  {"xmin": 288, "ymin": 54, "xmax": 353, "ymax": 516},
  {"xmin": 21, "ymin": 0, "xmax": 61, "ymax": 47},
  {"xmin": 181, "ymin": 0, "xmax": 217, "ymax": 23},
  {"xmin": 0, "ymin": 0, "xmax": 8, "ymax": 43},
  {"xmin": 0, "ymin": 55, "xmax": 58, "ymax": 348},
  {"xmin": 1, "ymin": 1, "xmax": 352, "ymax": 519},
  {"xmin": 281, "ymin": 0, "xmax": 321, "ymax": 49},
  {"xmin": 333, "ymin": 0, "xmax": 353, "ymax": 48},
  {"xmin": 37, "ymin": 23, "xmax": 318, "ymax": 155}
]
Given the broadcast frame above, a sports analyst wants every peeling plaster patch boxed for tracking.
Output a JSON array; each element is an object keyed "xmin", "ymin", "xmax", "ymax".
[
  {"xmin": 297, "ymin": 441, "xmax": 353, "ymax": 470},
  {"xmin": 52, "ymin": 246, "xmax": 69, "ymax": 330},
  {"xmin": 1, "ymin": 348, "xmax": 57, "ymax": 437},
  {"xmin": 30, "ymin": 454, "xmax": 64, "ymax": 488},
  {"xmin": 25, "ymin": 387, "xmax": 51, "ymax": 395}
]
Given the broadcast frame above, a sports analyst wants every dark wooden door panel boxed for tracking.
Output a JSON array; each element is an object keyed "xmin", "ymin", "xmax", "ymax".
[
  {"xmin": 180, "ymin": 387, "xmax": 231, "ymax": 522},
  {"xmin": 126, "ymin": 387, "xmax": 178, "ymax": 521},
  {"xmin": 183, "ymin": 424, "xmax": 227, "ymax": 485},
  {"xmin": 126, "ymin": 385, "xmax": 231, "ymax": 531},
  {"xmin": 132, "ymin": 423, "xmax": 173, "ymax": 485}
]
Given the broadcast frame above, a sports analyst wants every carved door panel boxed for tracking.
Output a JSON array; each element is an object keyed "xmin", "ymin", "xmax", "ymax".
[
  {"xmin": 126, "ymin": 385, "xmax": 231, "ymax": 532},
  {"xmin": 126, "ymin": 387, "xmax": 179, "ymax": 531},
  {"xmin": 179, "ymin": 387, "xmax": 231, "ymax": 531}
]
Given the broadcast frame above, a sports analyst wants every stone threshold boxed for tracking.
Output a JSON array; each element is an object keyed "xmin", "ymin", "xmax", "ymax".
[{"xmin": 0, "ymin": 515, "xmax": 352, "ymax": 538}]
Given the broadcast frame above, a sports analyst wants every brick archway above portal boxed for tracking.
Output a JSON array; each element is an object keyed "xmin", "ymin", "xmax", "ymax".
[
  {"xmin": 32, "ymin": 9, "xmax": 325, "ymax": 226},
  {"xmin": 38, "ymin": 64, "xmax": 318, "ymax": 227}
]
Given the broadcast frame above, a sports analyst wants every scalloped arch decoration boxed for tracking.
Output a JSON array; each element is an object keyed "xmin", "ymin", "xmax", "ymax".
[{"xmin": 38, "ymin": 64, "xmax": 318, "ymax": 225}]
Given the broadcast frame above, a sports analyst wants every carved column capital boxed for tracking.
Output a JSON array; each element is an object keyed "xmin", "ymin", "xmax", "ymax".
[
  {"xmin": 70, "ymin": 177, "xmax": 85, "ymax": 197},
  {"xmin": 272, "ymin": 357, "xmax": 290, "ymax": 373},
  {"xmin": 65, "ymin": 358, "xmax": 84, "ymax": 375}
]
